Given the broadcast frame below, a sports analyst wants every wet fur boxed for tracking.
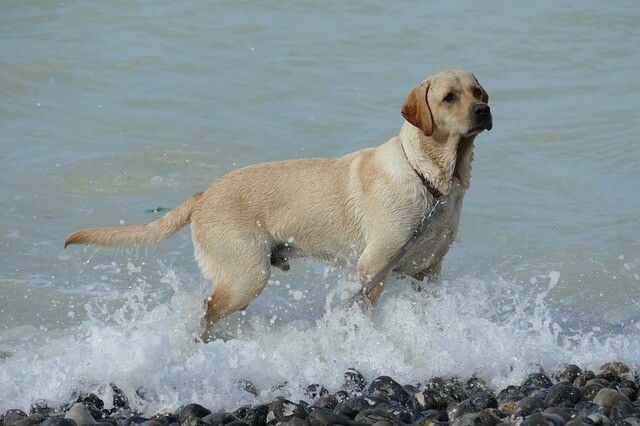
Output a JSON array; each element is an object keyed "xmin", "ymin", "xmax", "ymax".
[{"xmin": 65, "ymin": 70, "xmax": 492, "ymax": 339}]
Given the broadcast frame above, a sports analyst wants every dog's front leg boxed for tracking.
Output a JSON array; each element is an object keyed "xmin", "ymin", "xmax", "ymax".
[{"xmin": 344, "ymin": 242, "xmax": 400, "ymax": 314}]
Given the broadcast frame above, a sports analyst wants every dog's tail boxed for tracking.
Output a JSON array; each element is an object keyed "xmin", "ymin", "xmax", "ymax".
[{"xmin": 64, "ymin": 191, "xmax": 204, "ymax": 249}]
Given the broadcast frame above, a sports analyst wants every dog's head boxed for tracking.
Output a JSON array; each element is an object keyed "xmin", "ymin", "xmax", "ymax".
[{"xmin": 401, "ymin": 70, "xmax": 492, "ymax": 138}]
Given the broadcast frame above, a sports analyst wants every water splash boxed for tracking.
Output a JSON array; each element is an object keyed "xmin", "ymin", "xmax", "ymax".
[{"xmin": 0, "ymin": 266, "xmax": 637, "ymax": 415}]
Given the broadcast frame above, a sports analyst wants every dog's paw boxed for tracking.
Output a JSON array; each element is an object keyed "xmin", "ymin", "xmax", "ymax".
[{"xmin": 342, "ymin": 291, "xmax": 373, "ymax": 316}]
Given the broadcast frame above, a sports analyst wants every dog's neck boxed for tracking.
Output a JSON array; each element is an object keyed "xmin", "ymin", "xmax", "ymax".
[{"xmin": 400, "ymin": 121, "xmax": 475, "ymax": 196}]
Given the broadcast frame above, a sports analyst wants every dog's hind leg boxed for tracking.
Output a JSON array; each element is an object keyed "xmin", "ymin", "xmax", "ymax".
[{"xmin": 192, "ymin": 231, "xmax": 272, "ymax": 341}]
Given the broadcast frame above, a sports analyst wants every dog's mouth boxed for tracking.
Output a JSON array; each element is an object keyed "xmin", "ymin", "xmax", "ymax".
[
  {"xmin": 475, "ymin": 116, "xmax": 493, "ymax": 132},
  {"xmin": 469, "ymin": 108, "xmax": 493, "ymax": 134}
]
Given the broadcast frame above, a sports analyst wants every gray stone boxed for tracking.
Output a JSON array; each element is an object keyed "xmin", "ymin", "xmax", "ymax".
[
  {"xmin": 65, "ymin": 403, "xmax": 97, "ymax": 426},
  {"xmin": 592, "ymin": 388, "xmax": 630, "ymax": 406}
]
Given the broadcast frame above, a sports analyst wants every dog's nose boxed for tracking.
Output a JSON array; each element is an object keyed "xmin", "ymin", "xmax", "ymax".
[{"xmin": 472, "ymin": 103, "xmax": 490, "ymax": 116}]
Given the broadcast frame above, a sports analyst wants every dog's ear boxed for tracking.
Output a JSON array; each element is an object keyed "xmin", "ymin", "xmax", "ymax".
[
  {"xmin": 472, "ymin": 74, "xmax": 489, "ymax": 103},
  {"xmin": 401, "ymin": 81, "xmax": 433, "ymax": 136}
]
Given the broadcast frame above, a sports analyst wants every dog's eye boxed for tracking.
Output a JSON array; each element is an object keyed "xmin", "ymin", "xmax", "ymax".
[
  {"xmin": 443, "ymin": 93, "xmax": 456, "ymax": 103},
  {"xmin": 473, "ymin": 88, "xmax": 482, "ymax": 98}
]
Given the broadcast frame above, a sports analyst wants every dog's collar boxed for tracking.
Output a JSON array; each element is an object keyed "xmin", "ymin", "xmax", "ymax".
[{"xmin": 400, "ymin": 142, "xmax": 442, "ymax": 198}]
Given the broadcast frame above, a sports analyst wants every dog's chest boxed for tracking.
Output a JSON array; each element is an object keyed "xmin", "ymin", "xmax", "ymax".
[{"xmin": 397, "ymin": 191, "xmax": 465, "ymax": 276}]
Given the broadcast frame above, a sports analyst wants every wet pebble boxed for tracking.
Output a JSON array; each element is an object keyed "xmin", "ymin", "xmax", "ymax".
[
  {"xmin": 592, "ymin": 387, "xmax": 631, "ymax": 406},
  {"xmin": 367, "ymin": 375, "xmax": 410, "ymax": 403},
  {"xmin": 3, "ymin": 362, "xmax": 640, "ymax": 426},
  {"xmin": 1, "ymin": 410, "xmax": 28, "ymax": 426},
  {"xmin": 265, "ymin": 398, "xmax": 308, "ymax": 424},
  {"xmin": 545, "ymin": 382, "xmax": 583, "ymax": 406},
  {"xmin": 515, "ymin": 396, "xmax": 546, "ymax": 414},
  {"xmin": 13, "ymin": 414, "xmax": 46, "ymax": 426},
  {"xmin": 65, "ymin": 403, "xmax": 97, "ymax": 426},
  {"xmin": 523, "ymin": 373, "xmax": 554, "ymax": 389}
]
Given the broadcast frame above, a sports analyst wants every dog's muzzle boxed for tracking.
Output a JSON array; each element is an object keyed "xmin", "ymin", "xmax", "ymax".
[{"xmin": 472, "ymin": 103, "xmax": 493, "ymax": 131}]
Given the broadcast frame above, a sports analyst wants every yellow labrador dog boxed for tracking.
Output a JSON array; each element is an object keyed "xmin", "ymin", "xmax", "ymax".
[{"xmin": 65, "ymin": 70, "xmax": 491, "ymax": 335}]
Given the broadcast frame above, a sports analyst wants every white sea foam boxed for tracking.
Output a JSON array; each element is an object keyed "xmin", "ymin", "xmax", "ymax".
[{"xmin": 0, "ymin": 266, "xmax": 638, "ymax": 415}]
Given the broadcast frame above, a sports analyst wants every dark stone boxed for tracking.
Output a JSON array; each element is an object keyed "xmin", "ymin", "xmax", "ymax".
[
  {"xmin": 545, "ymin": 414, "xmax": 568, "ymax": 425},
  {"xmin": 543, "ymin": 407, "xmax": 572, "ymax": 422},
  {"xmin": 520, "ymin": 412, "xmax": 550, "ymax": 426},
  {"xmin": 312, "ymin": 394, "xmax": 338, "ymax": 410},
  {"xmin": 304, "ymin": 384, "xmax": 328, "ymax": 400},
  {"xmin": 140, "ymin": 421, "xmax": 168, "ymax": 426},
  {"xmin": 13, "ymin": 414, "xmax": 45, "ymax": 426},
  {"xmin": 332, "ymin": 402, "xmax": 357, "ymax": 419},
  {"xmin": 30, "ymin": 401, "xmax": 56, "ymax": 417},
  {"xmin": 565, "ymin": 419, "xmax": 596, "ymax": 426},
  {"xmin": 283, "ymin": 419, "xmax": 306, "ymax": 426},
  {"xmin": 586, "ymin": 378, "xmax": 610, "ymax": 387},
  {"xmin": 580, "ymin": 383, "xmax": 605, "ymax": 401},
  {"xmin": 616, "ymin": 419, "xmax": 640, "ymax": 426},
  {"xmin": 307, "ymin": 408, "xmax": 355, "ymax": 426},
  {"xmin": 522, "ymin": 373, "xmax": 554, "ymax": 389},
  {"xmin": 233, "ymin": 406, "xmax": 251, "ymax": 418},
  {"xmin": 619, "ymin": 387, "xmax": 637, "ymax": 401},
  {"xmin": 367, "ymin": 375, "xmax": 410, "ymax": 403},
  {"xmin": 573, "ymin": 371, "xmax": 596, "ymax": 388},
  {"xmin": 515, "ymin": 396, "xmax": 546, "ymax": 414},
  {"xmin": 420, "ymin": 409, "xmax": 448, "ymax": 422},
  {"xmin": 153, "ymin": 414, "xmax": 178, "ymax": 425},
  {"xmin": 372, "ymin": 403, "xmax": 414, "ymax": 423},
  {"xmin": 109, "ymin": 385, "xmax": 130, "ymax": 412},
  {"xmin": 77, "ymin": 394, "xmax": 105, "ymax": 410},
  {"xmin": 201, "ymin": 411, "xmax": 238, "ymax": 426},
  {"xmin": 177, "ymin": 404, "xmax": 212, "ymax": 421},
  {"xmin": 178, "ymin": 415, "xmax": 207, "ymax": 426},
  {"xmin": 619, "ymin": 379, "xmax": 638, "ymax": 392},
  {"xmin": 2, "ymin": 410, "xmax": 28, "ymax": 426},
  {"xmin": 573, "ymin": 400, "xmax": 598, "ymax": 412},
  {"xmin": 406, "ymin": 390, "xmax": 449, "ymax": 411},
  {"xmin": 498, "ymin": 394, "xmax": 525, "ymax": 412},
  {"xmin": 528, "ymin": 389, "xmax": 548, "ymax": 401},
  {"xmin": 266, "ymin": 399, "xmax": 308, "ymax": 424},
  {"xmin": 554, "ymin": 401, "xmax": 576, "ymax": 411},
  {"xmin": 450, "ymin": 410, "xmax": 500, "ymax": 426},
  {"xmin": 238, "ymin": 405, "xmax": 268, "ymax": 426},
  {"xmin": 345, "ymin": 395, "xmax": 390, "ymax": 413},
  {"xmin": 123, "ymin": 416, "xmax": 150, "ymax": 426},
  {"xmin": 609, "ymin": 401, "xmax": 634, "ymax": 421},
  {"xmin": 469, "ymin": 391, "xmax": 498, "ymax": 410},
  {"xmin": 545, "ymin": 384, "xmax": 583, "ymax": 407},
  {"xmin": 447, "ymin": 401, "xmax": 477, "ymax": 423},
  {"xmin": 442, "ymin": 385, "xmax": 469, "ymax": 404},
  {"xmin": 497, "ymin": 385, "xmax": 531, "ymax": 401},
  {"xmin": 353, "ymin": 409, "xmax": 404, "ymax": 425},
  {"xmin": 41, "ymin": 417, "xmax": 78, "ymax": 426},
  {"xmin": 95, "ymin": 421, "xmax": 118, "ymax": 426},
  {"xmin": 334, "ymin": 391, "xmax": 349, "ymax": 403},
  {"xmin": 403, "ymin": 384, "xmax": 419, "ymax": 395},
  {"xmin": 343, "ymin": 368, "xmax": 366, "ymax": 395},
  {"xmin": 555, "ymin": 364, "xmax": 583, "ymax": 384},
  {"xmin": 467, "ymin": 376, "xmax": 486, "ymax": 391}
]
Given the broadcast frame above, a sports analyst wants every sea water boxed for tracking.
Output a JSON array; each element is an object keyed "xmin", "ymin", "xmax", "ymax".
[{"xmin": 1, "ymin": 0, "xmax": 639, "ymax": 415}]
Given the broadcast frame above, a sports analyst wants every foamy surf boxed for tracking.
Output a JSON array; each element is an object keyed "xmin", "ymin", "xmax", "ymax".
[{"xmin": 0, "ymin": 264, "xmax": 638, "ymax": 415}]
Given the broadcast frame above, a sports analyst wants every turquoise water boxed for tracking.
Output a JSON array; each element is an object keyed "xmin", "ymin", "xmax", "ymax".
[{"xmin": 1, "ymin": 1, "xmax": 639, "ymax": 414}]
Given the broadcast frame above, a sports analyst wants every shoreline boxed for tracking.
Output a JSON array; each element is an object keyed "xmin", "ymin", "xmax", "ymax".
[{"xmin": 2, "ymin": 362, "xmax": 638, "ymax": 425}]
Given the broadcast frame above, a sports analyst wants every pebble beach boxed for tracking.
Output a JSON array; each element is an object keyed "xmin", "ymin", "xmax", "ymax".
[{"xmin": 3, "ymin": 362, "xmax": 639, "ymax": 426}]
